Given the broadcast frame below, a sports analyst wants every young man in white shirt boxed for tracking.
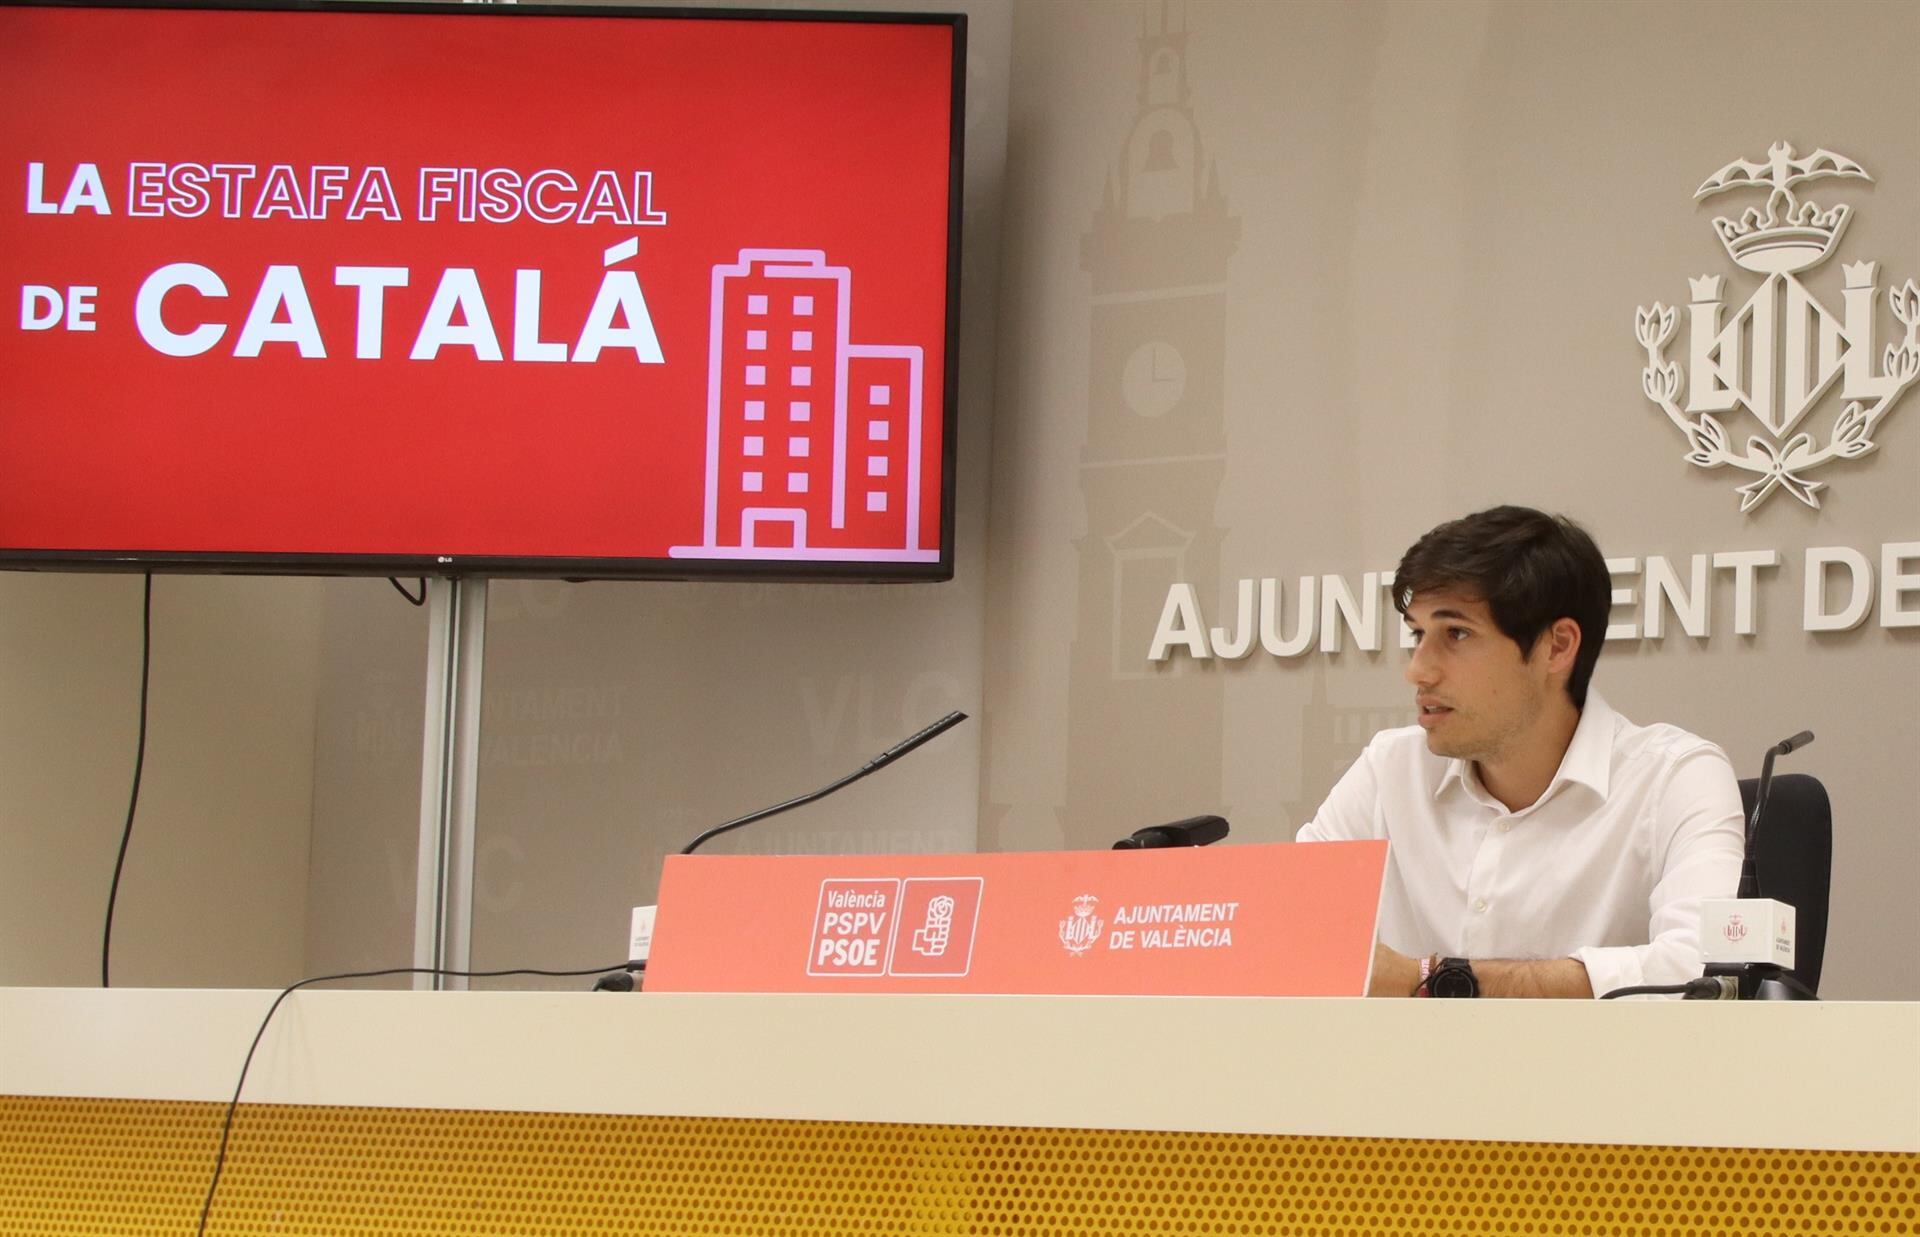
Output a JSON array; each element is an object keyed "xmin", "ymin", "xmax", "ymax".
[{"xmin": 1296, "ymin": 506, "xmax": 1744, "ymax": 998}]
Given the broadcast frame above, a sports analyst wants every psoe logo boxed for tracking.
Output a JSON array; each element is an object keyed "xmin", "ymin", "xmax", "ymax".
[
  {"xmin": 1635, "ymin": 142, "xmax": 1920, "ymax": 511},
  {"xmin": 912, "ymin": 895, "xmax": 956, "ymax": 958},
  {"xmin": 1724, "ymin": 914, "xmax": 1748, "ymax": 944},
  {"xmin": 1058, "ymin": 894, "xmax": 1103, "ymax": 956}
]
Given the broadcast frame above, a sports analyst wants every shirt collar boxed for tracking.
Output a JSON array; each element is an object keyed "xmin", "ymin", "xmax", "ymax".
[{"xmin": 1434, "ymin": 690, "xmax": 1616, "ymax": 807}]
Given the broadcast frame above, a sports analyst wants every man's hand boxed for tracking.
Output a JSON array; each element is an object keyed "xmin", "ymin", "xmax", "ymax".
[{"xmin": 1368, "ymin": 942, "xmax": 1423, "ymax": 997}]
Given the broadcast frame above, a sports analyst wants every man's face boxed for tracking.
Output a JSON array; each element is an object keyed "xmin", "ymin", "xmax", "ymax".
[{"xmin": 1401, "ymin": 589, "xmax": 1558, "ymax": 763}]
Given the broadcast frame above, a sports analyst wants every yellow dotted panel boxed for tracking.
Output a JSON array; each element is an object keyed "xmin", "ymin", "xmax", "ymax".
[{"xmin": 1, "ymin": 1095, "xmax": 1915, "ymax": 1235}]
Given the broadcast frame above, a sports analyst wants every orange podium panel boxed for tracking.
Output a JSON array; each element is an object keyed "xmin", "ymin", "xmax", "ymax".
[{"xmin": 645, "ymin": 840, "xmax": 1387, "ymax": 996}]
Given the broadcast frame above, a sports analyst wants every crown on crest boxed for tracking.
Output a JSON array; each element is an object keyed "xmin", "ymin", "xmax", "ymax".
[{"xmin": 1694, "ymin": 142, "xmax": 1871, "ymax": 275}]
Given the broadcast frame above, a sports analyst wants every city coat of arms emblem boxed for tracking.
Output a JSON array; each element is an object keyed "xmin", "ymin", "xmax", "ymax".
[
  {"xmin": 1635, "ymin": 142, "xmax": 1919, "ymax": 510},
  {"xmin": 1058, "ymin": 894, "xmax": 1104, "ymax": 956}
]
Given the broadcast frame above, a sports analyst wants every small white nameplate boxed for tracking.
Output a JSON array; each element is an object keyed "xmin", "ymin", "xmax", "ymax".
[
  {"xmin": 1700, "ymin": 898, "xmax": 1795, "ymax": 968},
  {"xmin": 628, "ymin": 904, "xmax": 658, "ymax": 963}
]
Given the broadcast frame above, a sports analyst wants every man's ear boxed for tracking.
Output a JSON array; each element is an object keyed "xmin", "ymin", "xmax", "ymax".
[{"xmin": 1539, "ymin": 616, "xmax": 1581, "ymax": 678}]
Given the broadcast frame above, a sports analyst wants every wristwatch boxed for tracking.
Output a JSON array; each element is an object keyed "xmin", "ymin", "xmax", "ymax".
[{"xmin": 1427, "ymin": 956, "xmax": 1479, "ymax": 998}]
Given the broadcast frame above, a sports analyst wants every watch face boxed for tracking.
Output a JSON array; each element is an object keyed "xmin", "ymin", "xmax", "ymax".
[{"xmin": 1430, "ymin": 960, "xmax": 1477, "ymax": 998}]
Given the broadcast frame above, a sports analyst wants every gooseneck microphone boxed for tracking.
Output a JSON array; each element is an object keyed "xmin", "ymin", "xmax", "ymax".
[
  {"xmin": 1739, "ymin": 729, "xmax": 1814, "ymax": 898},
  {"xmin": 1683, "ymin": 728, "xmax": 1818, "ymax": 1001},
  {"xmin": 679, "ymin": 710, "xmax": 970, "ymax": 855},
  {"xmin": 1112, "ymin": 814, "xmax": 1230, "ymax": 850},
  {"xmin": 595, "ymin": 710, "xmax": 971, "ymax": 992}
]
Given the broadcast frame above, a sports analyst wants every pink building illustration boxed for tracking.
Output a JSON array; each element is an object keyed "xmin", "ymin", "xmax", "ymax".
[{"xmin": 671, "ymin": 249, "xmax": 935, "ymax": 562}]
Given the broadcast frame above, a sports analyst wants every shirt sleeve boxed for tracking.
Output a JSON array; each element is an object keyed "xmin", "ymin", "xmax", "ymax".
[
  {"xmin": 1295, "ymin": 739, "xmax": 1386, "ymax": 843},
  {"xmin": 1575, "ymin": 743, "xmax": 1745, "ymax": 998}
]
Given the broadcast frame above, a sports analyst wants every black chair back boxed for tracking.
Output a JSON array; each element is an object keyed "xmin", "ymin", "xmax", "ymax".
[{"xmin": 1736, "ymin": 773, "xmax": 1832, "ymax": 995}]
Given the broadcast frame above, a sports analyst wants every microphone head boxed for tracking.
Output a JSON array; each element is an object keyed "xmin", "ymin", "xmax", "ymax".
[
  {"xmin": 1170, "ymin": 814, "xmax": 1230, "ymax": 846},
  {"xmin": 1112, "ymin": 815, "xmax": 1230, "ymax": 850},
  {"xmin": 1774, "ymin": 730, "xmax": 1815, "ymax": 756},
  {"xmin": 869, "ymin": 710, "xmax": 971, "ymax": 768}
]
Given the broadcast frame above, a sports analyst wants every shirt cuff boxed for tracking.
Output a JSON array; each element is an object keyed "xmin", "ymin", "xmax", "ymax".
[{"xmin": 1575, "ymin": 945, "xmax": 1643, "ymax": 1000}]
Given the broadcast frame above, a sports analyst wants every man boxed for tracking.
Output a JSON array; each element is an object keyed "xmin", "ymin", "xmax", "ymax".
[{"xmin": 1297, "ymin": 506, "xmax": 1743, "ymax": 998}]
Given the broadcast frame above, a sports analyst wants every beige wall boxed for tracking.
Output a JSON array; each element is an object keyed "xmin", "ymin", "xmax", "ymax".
[
  {"xmin": 983, "ymin": 0, "xmax": 1920, "ymax": 997},
  {"xmin": 0, "ymin": 574, "xmax": 327, "ymax": 987},
  {"xmin": 3, "ymin": 0, "xmax": 1915, "ymax": 999}
]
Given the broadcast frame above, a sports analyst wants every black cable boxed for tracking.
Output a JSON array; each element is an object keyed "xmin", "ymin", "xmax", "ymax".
[
  {"xmin": 101, "ymin": 573, "xmax": 153, "ymax": 989},
  {"xmin": 388, "ymin": 577, "xmax": 427, "ymax": 606},
  {"xmin": 1600, "ymin": 977, "xmax": 1727, "ymax": 999},
  {"xmin": 196, "ymin": 962, "xmax": 629, "ymax": 1237}
]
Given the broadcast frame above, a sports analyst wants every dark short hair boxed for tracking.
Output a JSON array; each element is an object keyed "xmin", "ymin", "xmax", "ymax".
[{"xmin": 1392, "ymin": 506, "xmax": 1610, "ymax": 708}]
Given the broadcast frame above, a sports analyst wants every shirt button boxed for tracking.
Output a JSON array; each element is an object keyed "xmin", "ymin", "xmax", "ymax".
[
  {"xmin": 1498, "ymin": 821, "xmax": 1512, "ymax": 833},
  {"xmin": 1473, "ymin": 899, "xmax": 1489, "ymax": 913}
]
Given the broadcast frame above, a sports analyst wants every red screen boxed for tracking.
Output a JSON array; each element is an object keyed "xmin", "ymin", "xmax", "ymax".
[{"xmin": 0, "ymin": 4, "xmax": 959, "ymax": 577}]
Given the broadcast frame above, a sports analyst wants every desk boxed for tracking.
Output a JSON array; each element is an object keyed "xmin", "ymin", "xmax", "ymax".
[{"xmin": 4, "ymin": 989, "xmax": 1917, "ymax": 1234}]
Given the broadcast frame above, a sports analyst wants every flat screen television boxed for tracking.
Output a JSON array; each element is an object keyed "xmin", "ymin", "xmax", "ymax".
[{"xmin": 0, "ymin": 1, "xmax": 964, "ymax": 580}]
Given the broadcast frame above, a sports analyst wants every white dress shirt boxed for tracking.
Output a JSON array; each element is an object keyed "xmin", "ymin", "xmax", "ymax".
[{"xmin": 1295, "ymin": 692, "xmax": 1744, "ymax": 997}]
